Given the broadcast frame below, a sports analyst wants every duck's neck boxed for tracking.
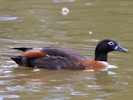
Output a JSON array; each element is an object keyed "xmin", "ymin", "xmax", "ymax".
[{"xmin": 95, "ymin": 53, "xmax": 108, "ymax": 62}]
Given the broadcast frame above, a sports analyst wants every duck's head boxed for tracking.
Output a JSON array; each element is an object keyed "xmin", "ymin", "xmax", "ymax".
[{"xmin": 95, "ymin": 39, "xmax": 128, "ymax": 61}]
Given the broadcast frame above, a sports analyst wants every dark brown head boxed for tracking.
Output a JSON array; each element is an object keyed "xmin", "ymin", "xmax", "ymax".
[
  {"xmin": 2, "ymin": 54, "xmax": 34, "ymax": 67},
  {"xmin": 95, "ymin": 39, "xmax": 128, "ymax": 61}
]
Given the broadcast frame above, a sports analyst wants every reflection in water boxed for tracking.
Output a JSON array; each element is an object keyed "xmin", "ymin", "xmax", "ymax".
[
  {"xmin": 94, "ymin": 65, "xmax": 118, "ymax": 86},
  {"xmin": 85, "ymin": 65, "xmax": 116, "ymax": 85},
  {"xmin": 0, "ymin": 64, "xmax": 128, "ymax": 100},
  {"xmin": 95, "ymin": 70, "xmax": 110, "ymax": 85},
  {"xmin": 91, "ymin": 67, "xmax": 124, "ymax": 99}
]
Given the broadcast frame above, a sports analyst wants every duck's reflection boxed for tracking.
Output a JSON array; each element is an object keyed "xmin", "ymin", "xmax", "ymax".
[
  {"xmin": 85, "ymin": 66, "xmax": 115, "ymax": 85},
  {"xmin": 94, "ymin": 69, "xmax": 111, "ymax": 85}
]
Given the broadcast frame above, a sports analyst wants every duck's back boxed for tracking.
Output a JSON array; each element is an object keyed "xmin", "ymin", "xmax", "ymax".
[{"xmin": 41, "ymin": 47, "xmax": 87, "ymax": 60}]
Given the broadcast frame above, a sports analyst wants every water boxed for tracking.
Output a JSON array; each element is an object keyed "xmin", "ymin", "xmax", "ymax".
[{"xmin": 0, "ymin": 0, "xmax": 133, "ymax": 100}]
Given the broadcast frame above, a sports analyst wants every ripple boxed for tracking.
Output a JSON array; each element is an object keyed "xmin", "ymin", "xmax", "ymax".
[
  {"xmin": 0, "ymin": 17, "xmax": 18, "ymax": 21},
  {"xmin": 108, "ymin": 64, "xmax": 118, "ymax": 69},
  {"xmin": 0, "ymin": 70, "xmax": 12, "ymax": 75},
  {"xmin": 70, "ymin": 90, "xmax": 88, "ymax": 96},
  {"xmin": 0, "ymin": 80, "xmax": 11, "ymax": 85},
  {"xmin": 6, "ymin": 85, "xmax": 24, "ymax": 91},
  {"xmin": 86, "ymin": 85, "xmax": 102, "ymax": 90},
  {"xmin": 0, "ymin": 95, "xmax": 20, "ymax": 99},
  {"xmin": 53, "ymin": 0, "xmax": 75, "ymax": 3},
  {"xmin": 84, "ymin": 39, "xmax": 99, "ymax": 42},
  {"xmin": 59, "ymin": 86, "xmax": 88, "ymax": 96},
  {"xmin": 44, "ymin": 97, "xmax": 70, "ymax": 100},
  {"xmin": 0, "ymin": 60, "xmax": 18, "ymax": 68},
  {"xmin": 56, "ymin": 21, "xmax": 71, "ymax": 24},
  {"xmin": 0, "ymin": 38, "xmax": 55, "ymax": 46},
  {"xmin": 0, "ymin": 38, "xmax": 18, "ymax": 43}
]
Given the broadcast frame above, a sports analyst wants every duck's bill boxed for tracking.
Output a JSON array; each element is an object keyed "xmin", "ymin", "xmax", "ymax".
[{"xmin": 115, "ymin": 45, "xmax": 129, "ymax": 52}]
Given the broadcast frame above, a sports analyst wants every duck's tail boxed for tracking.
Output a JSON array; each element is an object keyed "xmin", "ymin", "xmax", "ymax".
[{"xmin": 11, "ymin": 47, "xmax": 32, "ymax": 52}]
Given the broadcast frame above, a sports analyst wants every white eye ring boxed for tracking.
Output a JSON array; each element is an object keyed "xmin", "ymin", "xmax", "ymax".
[{"xmin": 108, "ymin": 41, "xmax": 114, "ymax": 46}]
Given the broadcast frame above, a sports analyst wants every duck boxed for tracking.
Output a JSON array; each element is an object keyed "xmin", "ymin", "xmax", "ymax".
[{"xmin": 3, "ymin": 39, "xmax": 128, "ymax": 70}]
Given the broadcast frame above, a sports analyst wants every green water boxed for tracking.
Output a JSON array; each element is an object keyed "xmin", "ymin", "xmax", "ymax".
[{"xmin": 0, "ymin": 0, "xmax": 133, "ymax": 100}]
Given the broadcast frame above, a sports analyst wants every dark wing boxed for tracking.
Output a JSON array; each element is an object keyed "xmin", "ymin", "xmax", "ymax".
[{"xmin": 41, "ymin": 47, "xmax": 87, "ymax": 60}]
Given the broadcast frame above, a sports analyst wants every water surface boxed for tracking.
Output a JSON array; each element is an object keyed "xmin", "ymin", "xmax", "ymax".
[{"xmin": 0, "ymin": 0, "xmax": 133, "ymax": 100}]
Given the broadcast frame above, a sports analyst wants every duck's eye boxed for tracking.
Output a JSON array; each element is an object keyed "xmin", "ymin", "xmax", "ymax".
[{"xmin": 108, "ymin": 41, "xmax": 114, "ymax": 46}]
